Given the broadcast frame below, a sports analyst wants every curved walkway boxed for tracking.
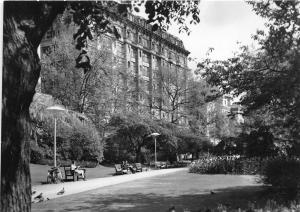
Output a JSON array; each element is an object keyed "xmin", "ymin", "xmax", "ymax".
[{"xmin": 32, "ymin": 168, "xmax": 187, "ymax": 202}]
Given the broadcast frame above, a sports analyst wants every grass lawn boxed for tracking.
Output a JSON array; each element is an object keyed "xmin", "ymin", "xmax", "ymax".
[{"xmin": 30, "ymin": 163, "xmax": 115, "ymax": 185}]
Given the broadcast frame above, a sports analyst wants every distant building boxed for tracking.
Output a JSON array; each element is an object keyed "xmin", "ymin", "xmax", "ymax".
[
  {"xmin": 206, "ymin": 94, "xmax": 244, "ymax": 145},
  {"xmin": 39, "ymin": 8, "xmax": 190, "ymax": 125}
]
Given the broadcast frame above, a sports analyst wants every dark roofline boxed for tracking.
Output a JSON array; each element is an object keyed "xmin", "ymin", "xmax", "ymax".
[{"xmin": 104, "ymin": 8, "xmax": 190, "ymax": 55}]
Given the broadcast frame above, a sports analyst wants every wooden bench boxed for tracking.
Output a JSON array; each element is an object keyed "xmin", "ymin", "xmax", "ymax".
[
  {"xmin": 63, "ymin": 166, "xmax": 86, "ymax": 181},
  {"xmin": 160, "ymin": 161, "xmax": 167, "ymax": 169},
  {"xmin": 155, "ymin": 161, "xmax": 162, "ymax": 168},
  {"xmin": 135, "ymin": 163, "xmax": 142, "ymax": 172},
  {"xmin": 115, "ymin": 164, "xmax": 128, "ymax": 175}
]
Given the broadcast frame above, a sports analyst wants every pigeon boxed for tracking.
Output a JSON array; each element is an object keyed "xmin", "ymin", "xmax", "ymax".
[
  {"xmin": 34, "ymin": 193, "xmax": 43, "ymax": 200},
  {"xmin": 224, "ymin": 203, "xmax": 231, "ymax": 207},
  {"xmin": 210, "ymin": 190, "xmax": 216, "ymax": 195},
  {"xmin": 57, "ymin": 187, "xmax": 65, "ymax": 195},
  {"xmin": 46, "ymin": 198, "xmax": 50, "ymax": 201},
  {"xmin": 168, "ymin": 206, "xmax": 176, "ymax": 212}
]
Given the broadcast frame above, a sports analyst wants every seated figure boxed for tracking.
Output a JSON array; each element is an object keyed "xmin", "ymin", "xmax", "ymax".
[{"xmin": 71, "ymin": 161, "xmax": 85, "ymax": 179}]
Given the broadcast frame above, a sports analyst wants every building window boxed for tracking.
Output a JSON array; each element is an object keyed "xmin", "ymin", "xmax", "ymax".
[
  {"xmin": 223, "ymin": 99, "xmax": 227, "ymax": 106},
  {"xmin": 134, "ymin": 32, "xmax": 138, "ymax": 43},
  {"xmin": 142, "ymin": 52, "xmax": 150, "ymax": 64},
  {"xmin": 112, "ymin": 42, "xmax": 117, "ymax": 55},
  {"xmin": 151, "ymin": 41, "xmax": 155, "ymax": 50},
  {"xmin": 131, "ymin": 47, "xmax": 137, "ymax": 59},
  {"xmin": 222, "ymin": 109, "xmax": 227, "ymax": 114},
  {"xmin": 127, "ymin": 30, "xmax": 131, "ymax": 39},
  {"xmin": 140, "ymin": 65, "xmax": 148, "ymax": 77},
  {"xmin": 129, "ymin": 61, "xmax": 136, "ymax": 74},
  {"xmin": 142, "ymin": 37, "xmax": 150, "ymax": 48},
  {"xmin": 169, "ymin": 52, "xmax": 175, "ymax": 60},
  {"xmin": 156, "ymin": 44, "xmax": 160, "ymax": 53}
]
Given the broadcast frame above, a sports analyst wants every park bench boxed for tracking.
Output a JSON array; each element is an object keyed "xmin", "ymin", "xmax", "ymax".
[
  {"xmin": 134, "ymin": 163, "xmax": 142, "ymax": 172},
  {"xmin": 150, "ymin": 161, "xmax": 163, "ymax": 168},
  {"xmin": 114, "ymin": 164, "xmax": 128, "ymax": 175},
  {"xmin": 160, "ymin": 161, "xmax": 167, "ymax": 169},
  {"xmin": 63, "ymin": 166, "xmax": 86, "ymax": 181},
  {"xmin": 155, "ymin": 161, "xmax": 162, "ymax": 168},
  {"xmin": 47, "ymin": 167, "xmax": 63, "ymax": 184}
]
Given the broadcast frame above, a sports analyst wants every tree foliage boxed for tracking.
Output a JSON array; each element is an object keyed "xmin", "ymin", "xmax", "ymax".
[
  {"xmin": 29, "ymin": 93, "xmax": 104, "ymax": 163},
  {"xmin": 105, "ymin": 112, "xmax": 209, "ymax": 163},
  {"xmin": 199, "ymin": 1, "xmax": 300, "ymax": 147},
  {"xmin": 41, "ymin": 10, "xmax": 128, "ymax": 138}
]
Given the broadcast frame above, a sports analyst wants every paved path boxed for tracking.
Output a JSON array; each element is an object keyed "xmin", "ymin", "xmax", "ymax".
[
  {"xmin": 32, "ymin": 168, "xmax": 186, "ymax": 202},
  {"xmin": 32, "ymin": 170, "xmax": 263, "ymax": 212}
]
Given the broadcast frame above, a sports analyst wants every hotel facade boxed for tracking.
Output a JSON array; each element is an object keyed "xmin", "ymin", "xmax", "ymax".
[{"xmin": 39, "ymin": 9, "xmax": 191, "ymax": 125}]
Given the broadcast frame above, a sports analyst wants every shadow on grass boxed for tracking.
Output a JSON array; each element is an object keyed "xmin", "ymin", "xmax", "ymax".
[{"xmin": 54, "ymin": 186, "xmax": 275, "ymax": 212}]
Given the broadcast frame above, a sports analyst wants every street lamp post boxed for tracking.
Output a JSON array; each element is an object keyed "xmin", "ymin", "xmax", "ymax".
[
  {"xmin": 149, "ymin": 132, "xmax": 160, "ymax": 168},
  {"xmin": 46, "ymin": 105, "xmax": 66, "ymax": 167}
]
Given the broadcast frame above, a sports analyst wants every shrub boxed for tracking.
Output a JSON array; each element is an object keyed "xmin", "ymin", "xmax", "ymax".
[
  {"xmin": 262, "ymin": 158, "xmax": 300, "ymax": 196},
  {"xmin": 189, "ymin": 156, "xmax": 238, "ymax": 174},
  {"xmin": 189, "ymin": 156, "xmax": 269, "ymax": 175},
  {"xmin": 30, "ymin": 142, "xmax": 45, "ymax": 164},
  {"xmin": 29, "ymin": 94, "xmax": 105, "ymax": 164},
  {"xmin": 77, "ymin": 161, "xmax": 98, "ymax": 168},
  {"xmin": 37, "ymin": 158, "xmax": 54, "ymax": 166},
  {"xmin": 30, "ymin": 148, "xmax": 45, "ymax": 164}
]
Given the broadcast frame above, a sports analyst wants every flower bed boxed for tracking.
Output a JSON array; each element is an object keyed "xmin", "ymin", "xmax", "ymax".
[{"xmin": 189, "ymin": 156, "xmax": 269, "ymax": 175}]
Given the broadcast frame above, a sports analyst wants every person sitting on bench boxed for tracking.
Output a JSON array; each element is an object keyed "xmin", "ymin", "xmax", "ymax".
[{"xmin": 71, "ymin": 161, "xmax": 85, "ymax": 179}]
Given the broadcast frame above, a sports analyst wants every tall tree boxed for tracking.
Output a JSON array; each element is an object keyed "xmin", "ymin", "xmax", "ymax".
[
  {"xmin": 157, "ymin": 64, "xmax": 189, "ymax": 124},
  {"xmin": 2, "ymin": 1, "xmax": 201, "ymax": 210},
  {"xmin": 186, "ymin": 78, "xmax": 220, "ymax": 135},
  {"xmin": 41, "ymin": 14, "xmax": 127, "ymax": 137},
  {"xmin": 200, "ymin": 1, "xmax": 300, "ymax": 148}
]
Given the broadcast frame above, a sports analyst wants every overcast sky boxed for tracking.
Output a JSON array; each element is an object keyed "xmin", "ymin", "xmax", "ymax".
[{"xmin": 166, "ymin": 1, "xmax": 266, "ymax": 69}]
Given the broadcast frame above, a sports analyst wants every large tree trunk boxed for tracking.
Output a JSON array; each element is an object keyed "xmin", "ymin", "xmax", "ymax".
[{"xmin": 2, "ymin": 2, "xmax": 65, "ymax": 211}]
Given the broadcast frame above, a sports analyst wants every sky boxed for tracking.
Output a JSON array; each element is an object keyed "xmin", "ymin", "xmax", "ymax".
[{"xmin": 166, "ymin": 1, "xmax": 267, "ymax": 69}]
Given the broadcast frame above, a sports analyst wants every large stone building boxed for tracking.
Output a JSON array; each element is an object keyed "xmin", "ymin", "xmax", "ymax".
[{"xmin": 39, "ymin": 8, "xmax": 191, "ymax": 125}]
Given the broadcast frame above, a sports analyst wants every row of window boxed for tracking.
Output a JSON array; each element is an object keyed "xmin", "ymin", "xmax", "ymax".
[
  {"xmin": 126, "ymin": 32, "xmax": 186, "ymax": 64},
  {"xmin": 127, "ymin": 15, "xmax": 183, "ymax": 47},
  {"xmin": 128, "ymin": 46, "xmax": 186, "ymax": 67}
]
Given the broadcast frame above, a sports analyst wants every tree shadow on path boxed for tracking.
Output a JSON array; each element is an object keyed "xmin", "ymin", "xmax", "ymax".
[{"xmin": 34, "ymin": 185, "xmax": 273, "ymax": 212}]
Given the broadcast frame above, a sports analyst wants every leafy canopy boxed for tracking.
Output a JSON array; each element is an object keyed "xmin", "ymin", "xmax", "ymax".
[{"xmin": 199, "ymin": 0, "xmax": 300, "ymax": 143}]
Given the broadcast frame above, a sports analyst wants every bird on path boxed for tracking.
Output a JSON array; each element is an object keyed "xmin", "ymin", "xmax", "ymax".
[
  {"xmin": 224, "ymin": 203, "xmax": 231, "ymax": 207},
  {"xmin": 168, "ymin": 206, "xmax": 176, "ymax": 212},
  {"xmin": 47, "ymin": 198, "xmax": 50, "ymax": 201},
  {"xmin": 210, "ymin": 190, "xmax": 216, "ymax": 195},
  {"xmin": 34, "ymin": 193, "xmax": 43, "ymax": 200},
  {"xmin": 57, "ymin": 187, "xmax": 65, "ymax": 195}
]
